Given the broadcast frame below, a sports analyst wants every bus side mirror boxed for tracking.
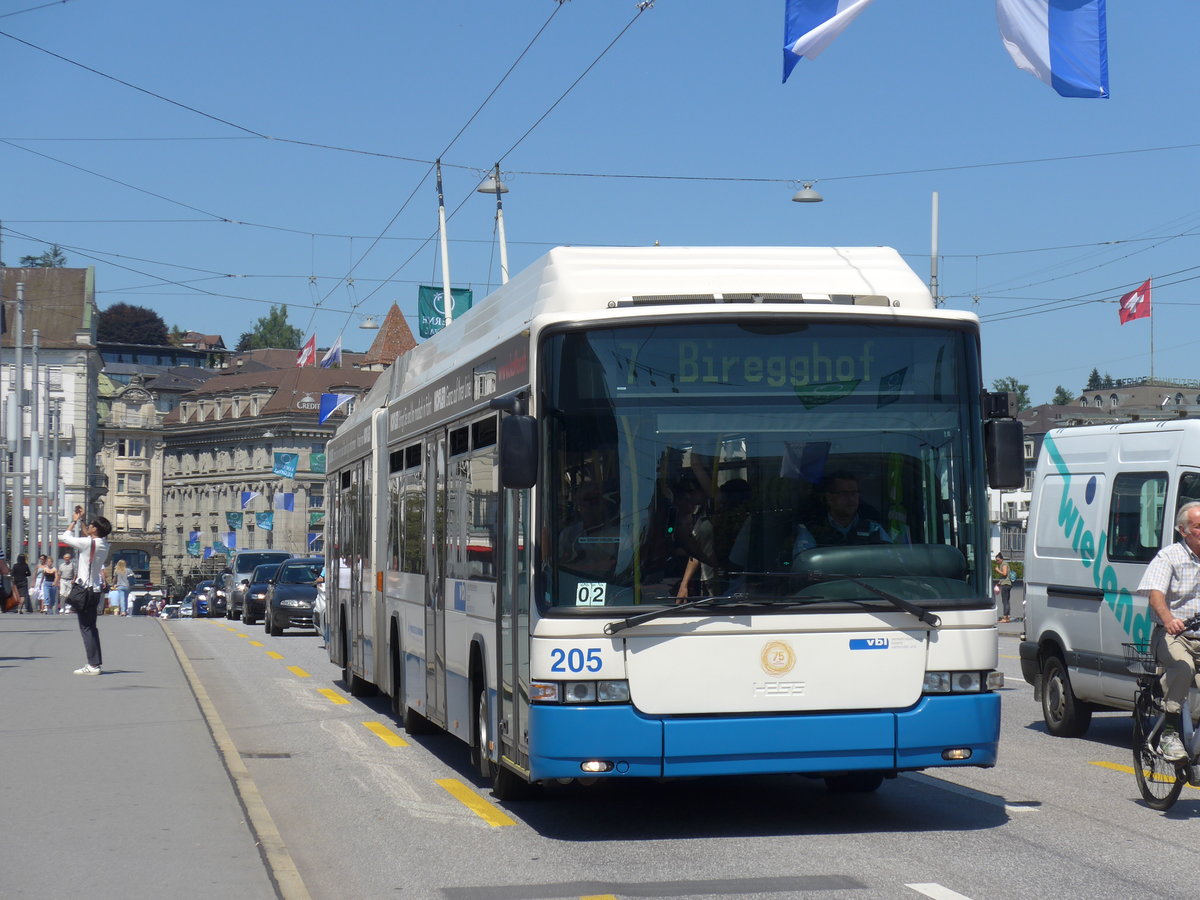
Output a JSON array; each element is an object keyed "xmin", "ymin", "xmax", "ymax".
[
  {"xmin": 499, "ymin": 414, "xmax": 538, "ymax": 490},
  {"xmin": 985, "ymin": 418, "xmax": 1025, "ymax": 489}
]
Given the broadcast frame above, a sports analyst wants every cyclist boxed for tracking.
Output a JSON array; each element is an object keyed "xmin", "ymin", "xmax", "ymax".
[{"xmin": 1136, "ymin": 500, "xmax": 1200, "ymax": 761}]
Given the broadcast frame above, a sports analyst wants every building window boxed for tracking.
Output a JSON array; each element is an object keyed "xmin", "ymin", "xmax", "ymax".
[
  {"xmin": 117, "ymin": 438, "xmax": 144, "ymax": 458},
  {"xmin": 1109, "ymin": 394, "xmax": 1118, "ymax": 407}
]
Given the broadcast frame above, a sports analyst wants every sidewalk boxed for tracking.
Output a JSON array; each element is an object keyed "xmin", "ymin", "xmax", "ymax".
[{"xmin": 0, "ymin": 613, "xmax": 279, "ymax": 899}]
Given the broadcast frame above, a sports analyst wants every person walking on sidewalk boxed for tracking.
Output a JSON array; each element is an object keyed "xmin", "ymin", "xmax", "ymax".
[
  {"xmin": 12, "ymin": 554, "xmax": 32, "ymax": 614},
  {"xmin": 59, "ymin": 506, "xmax": 112, "ymax": 675},
  {"xmin": 57, "ymin": 551, "xmax": 76, "ymax": 613}
]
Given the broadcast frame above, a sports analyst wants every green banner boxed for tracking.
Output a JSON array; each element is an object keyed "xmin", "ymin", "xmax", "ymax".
[
  {"xmin": 226, "ymin": 512, "xmax": 243, "ymax": 530},
  {"xmin": 418, "ymin": 285, "xmax": 473, "ymax": 338},
  {"xmin": 310, "ymin": 452, "xmax": 326, "ymax": 474},
  {"xmin": 309, "ymin": 510, "xmax": 325, "ymax": 526}
]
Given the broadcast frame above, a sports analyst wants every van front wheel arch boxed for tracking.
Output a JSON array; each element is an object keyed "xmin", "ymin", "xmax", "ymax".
[{"xmin": 1041, "ymin": 653, "xmax": 1092, "ymax": 737}]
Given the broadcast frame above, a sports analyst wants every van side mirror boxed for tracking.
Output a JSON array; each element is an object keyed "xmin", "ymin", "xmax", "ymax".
[
  {"xmin": 498, "ymin": 414, "xmax": 538, "ymax": 490},
  {"xmin": 985, "ymin": 418, "xmax": 1025, "ymax": 489}
]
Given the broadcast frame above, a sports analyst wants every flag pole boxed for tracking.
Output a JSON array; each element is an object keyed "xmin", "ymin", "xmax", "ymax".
[{"xmin": 436, "ymin": 159, "xmax": 453, "ymax": 328}]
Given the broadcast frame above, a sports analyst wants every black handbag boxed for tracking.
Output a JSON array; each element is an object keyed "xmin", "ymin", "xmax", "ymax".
[{"xmin": 67, "ymin": 582, "xmax": 95, "ymax": 612}]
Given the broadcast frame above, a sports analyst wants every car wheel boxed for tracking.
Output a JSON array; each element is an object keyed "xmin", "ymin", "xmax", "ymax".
[
  {"xmin": 268, "ymin": 612, "xmax": 282, "ymax": 637},
  {"xmin": 1041, "ymin": 653, "xmax": 1093, "ymax": 737}
]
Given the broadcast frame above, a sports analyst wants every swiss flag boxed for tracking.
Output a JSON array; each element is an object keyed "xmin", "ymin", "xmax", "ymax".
[
  {"xmin": 296, "ymin": 333, "xmax": 316, "ymax": 367},
  {"xmin": 1118, "ymin": 279, "xmax": 1151, "ymax": 325}
]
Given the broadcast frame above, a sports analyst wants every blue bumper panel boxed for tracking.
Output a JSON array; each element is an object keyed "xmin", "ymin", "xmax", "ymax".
[
  {"xmin": 663, "ymin": 712, "xmax": 897, "ymax": 777},
  {"xmin": 528, "ymin": 695, "xmax": 1001, "ymax": 781},
  {"xmin": 528, "ymin": 704, "xmax": 664, "ymax": 780},
  {"xmin": 895, "ymin": 693, "xmax": 1000, "ymax": 768}
]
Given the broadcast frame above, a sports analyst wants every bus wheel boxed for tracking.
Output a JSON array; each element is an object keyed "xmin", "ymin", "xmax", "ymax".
[
  {"xmin": 1041, "ymin": 653, "xmax": 1092, "ymax": 737},
  {"xmin": 341, "ymin": 628, "xmax": 373, "ymax": 697},
  {"xmin": 492, "ymin": 761, "xmax": 537, "ymax": 802},
  {"xmin": 824, "ymin": 772, "xmax": 884, "ymax": 794},
  {"xmin": 473, "ymin": 682, "xmax": 492, "ymax": 780}
]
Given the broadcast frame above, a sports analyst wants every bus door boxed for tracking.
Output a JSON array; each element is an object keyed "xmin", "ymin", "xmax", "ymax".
[
  {"xmin": 498, "ymin": 487, "xmax": 532, "ymax": 770},
  {"xmin": 425, "ymin": 432, "xmax": 447, "ymax": 726}
]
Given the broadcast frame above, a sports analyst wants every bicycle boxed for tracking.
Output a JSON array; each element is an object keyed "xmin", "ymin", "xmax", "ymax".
[{"xmin": 1124, "ymin": 616, "xmax": 1200, "ymax": 811}]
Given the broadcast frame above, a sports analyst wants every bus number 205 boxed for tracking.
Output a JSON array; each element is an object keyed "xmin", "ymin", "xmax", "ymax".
[{"xmin": 549, "ymin": 647, "xmax": 603, "ymax": 674}]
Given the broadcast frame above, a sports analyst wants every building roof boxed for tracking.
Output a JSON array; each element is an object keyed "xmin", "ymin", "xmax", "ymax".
[
  {"xmin": 359, "ymin": 303, "xmax": 417, "ymax": 369},
  {"xmin": 0, "ymin": 267, "xmax": 94, "ymax": 350},
  {"xmin": 163, "ymin": 364, "xmax": 380, "ymax": 425}
]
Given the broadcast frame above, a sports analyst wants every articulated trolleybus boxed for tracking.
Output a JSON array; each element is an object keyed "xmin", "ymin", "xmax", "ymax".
[{"xmin": 325, "ymin": 246, "xmax": 1023, "ymax": 798}]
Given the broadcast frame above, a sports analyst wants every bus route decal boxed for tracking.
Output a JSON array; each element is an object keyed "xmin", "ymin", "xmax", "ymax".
[{"xmin": 849, "ymin": 638, "xmax": 890, "ymax": 650}]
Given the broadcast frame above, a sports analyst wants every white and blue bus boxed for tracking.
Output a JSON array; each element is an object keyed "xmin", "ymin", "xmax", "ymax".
[{"xmin": 324, "ymin": 246, "xmax": 1024, "ymax": 798}]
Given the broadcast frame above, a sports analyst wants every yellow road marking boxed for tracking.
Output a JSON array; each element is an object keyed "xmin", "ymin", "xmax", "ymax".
[
  {"xmin": 1090, "ymin": 760, "xmax": 1196, "ymax": 787},
  {"xmin": 235, "ymin": 633, "xmax": 249, "ymax": 639},
  {"xmin": 581, "ymin": 896, "xmax": 619, "ymax": 900},
  {"xmin": 317, "ymin": 688, "xmax": 350, "ymax": 705},
  {"xmin": 363, "ymin": 721, "xmax": 408, "ymax": 747},
  {"xmin": 436, "ymin": 778, "xmax": 516, "ymax": 827},
  {"xmin": 249, "ymin": 640, "xmax": 263, "ymax": 647},
  {"xmin": 287, "ymin": 666, "xmax": 311, "ymax": 678},
  {"xmin": 265, "ymin": 651, "xmax": 284, "ymax": 660}
]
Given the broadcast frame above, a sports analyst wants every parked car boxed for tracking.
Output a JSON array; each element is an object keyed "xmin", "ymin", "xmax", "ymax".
[
  {"xmin": 240, "ymin": 562, "xmax": 282, "ymax": 625},
  {"xmin": 223, "ymin": 550, "xmax": 294, "ymax": 620},
  {"xmin": 264, "ymin": 557, "xmax": 323, "ymax": 636}
]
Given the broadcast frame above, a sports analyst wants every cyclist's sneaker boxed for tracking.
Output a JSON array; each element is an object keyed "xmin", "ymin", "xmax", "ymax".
[{"xmin": 1159, "ymin": 727, "xmax": 1187, "ymax": 762}]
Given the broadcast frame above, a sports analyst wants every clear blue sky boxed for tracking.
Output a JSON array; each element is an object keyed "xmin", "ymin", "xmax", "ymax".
[{"xmin": 2, "ymin": 0, "xmax": 1197, "ymax": 405}]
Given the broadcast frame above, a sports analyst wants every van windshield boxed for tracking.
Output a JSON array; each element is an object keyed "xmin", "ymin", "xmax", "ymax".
[{"xmin": 236, "ymin": 552, "xmax": 291, "ymax": 574}]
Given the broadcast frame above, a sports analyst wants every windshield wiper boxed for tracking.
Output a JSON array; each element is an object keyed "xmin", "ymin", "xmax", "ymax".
[
  {"xmin": 804, "ymin": 573, "xmax": 941, "ymax": 627},
  {"xmin": 604, "ymin": 593, "xmax": 753, "ymax": 635}
]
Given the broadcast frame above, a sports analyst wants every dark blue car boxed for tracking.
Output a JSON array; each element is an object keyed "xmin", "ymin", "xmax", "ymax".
[{"xmin": 264, "ymin": 558, "xmax": 323, "ymax": 636}]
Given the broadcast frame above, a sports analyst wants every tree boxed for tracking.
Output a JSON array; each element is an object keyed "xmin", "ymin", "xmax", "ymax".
[
  {"xmin": 1101, "ymin": 373, "xmax": 1115, "ymax": 389},
  {"xmin": 97, "ymin": 303, "xmax": 170, "ymax": 345},
  {"xmin": 992, "ymin": 376, "xmax": 1031, "ymax": 412},
  {"xmin": 1086, "ymin": 368, "xmax": 1102, "ymax": 391},
  {"xmin": 19, "ymin": 244, "xmax": 68, "ymax": 267},
  {"xmin": 237, "ymin": 304, "xmax": 303, "ymax": 351},
  {"xmin": 167, "ymin": 324, "xmax": 187, "ymax": 347},
  {"xmin": 1051, "ymin": 385, "xmax": 1075, "ymax": 406}
]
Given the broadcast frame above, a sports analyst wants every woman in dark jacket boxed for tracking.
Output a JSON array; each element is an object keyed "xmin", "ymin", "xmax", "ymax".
[{"xmin": 11, "ymin": 554, "xmax": 32, "ymax": 614}]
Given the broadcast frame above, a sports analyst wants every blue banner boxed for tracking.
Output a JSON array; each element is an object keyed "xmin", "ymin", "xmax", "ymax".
[
  {"xmin": 273, "ymin": 453, "xmax": 299, "ymax": 479},
  {"xmin": 256, "ymin": 512, "xmax": 274, "ymax": 531}
]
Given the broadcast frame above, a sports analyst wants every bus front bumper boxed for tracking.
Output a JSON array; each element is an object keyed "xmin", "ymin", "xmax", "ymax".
[{"xmin": 527, "ymin": 693, "xmax": 999, "ymax": 781}]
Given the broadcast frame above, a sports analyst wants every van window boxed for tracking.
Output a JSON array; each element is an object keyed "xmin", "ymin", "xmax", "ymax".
[
  {"xmin": 1107, "ymin": 472, "xmax": 1166, "ymax": 563},
  {"xmin": 1177, "ymin": 472, "xmax": 1200, "ymax": 512}
]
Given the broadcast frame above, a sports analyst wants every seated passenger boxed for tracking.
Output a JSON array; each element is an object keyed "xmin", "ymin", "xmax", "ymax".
[
  {"xmin": 793, "ymin": 471, "xmax": 892, "ymax": 555},
  {"xmin": 558, "ymin": 483, "xmax": 620, "ymax": 573}
]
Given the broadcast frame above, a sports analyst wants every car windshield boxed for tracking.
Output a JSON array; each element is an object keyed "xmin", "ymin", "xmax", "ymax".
[
  {"xmin": 236, "ymin": 552, "xmax": 291, "ymax": 574},
  {"xmin": 278, "ymin": 563, "xmax": 320, "ymax": 584},
  {"xmin": 540, "ymin": 320, "xmax": 988, "ymax": 612},
  {"xmin": 252, "ymin": 564, "xmax": 281, "ymax": 583}
]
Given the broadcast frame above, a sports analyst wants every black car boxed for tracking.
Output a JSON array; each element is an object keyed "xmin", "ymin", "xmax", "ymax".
[
  {"xmin": 240, "ymin": 562, "xmax": 282, "ymax": 626},
  {"xmin": 225, "ymin": 550, "xmax": 293, "ymax": 620},
  {"xmin": 264, "ymin": 557, "xmax": 323, "ymax": 636},
  {"xmin": 207, "ymin": 581, "xmax": 228, "ymax": 618}
]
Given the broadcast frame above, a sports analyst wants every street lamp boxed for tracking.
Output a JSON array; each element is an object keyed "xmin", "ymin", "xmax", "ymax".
[
  {"xmin": 477, "ymin": 164, "xmax": 510, "ymax": 284},
  {"xmin": 791, "ymin": 182, "xmax": 823, "ymax": 203}
]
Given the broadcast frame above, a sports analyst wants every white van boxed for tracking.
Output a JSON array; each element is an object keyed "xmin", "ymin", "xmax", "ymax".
[{"xmin": 1021, "ymin": 419, "xmax": 1200, "ymax": 737}]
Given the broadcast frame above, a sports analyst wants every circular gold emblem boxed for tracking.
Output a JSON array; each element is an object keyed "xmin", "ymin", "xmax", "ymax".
[{"xmin": 760, "ymin": 640, "xmax": 796, "ymax": 676}]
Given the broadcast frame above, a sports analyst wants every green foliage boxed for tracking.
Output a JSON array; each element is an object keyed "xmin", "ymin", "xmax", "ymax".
[
  {"xmin": 97, "ymin": 303, "xmax": 170, "ymax": 345},
  {"xmin": 1086, "ymin": 368, "xmax": 1102, "ymax": 391},
  {"xmin": 238, "ymin": 304, "xmax": 303, "ymax": 351},
  {"xmin": 19, "ymin": 244, "xmax": 68, "ymax": 267},
  {"xmin": 992, "ymin": 376, "xmax": 1031, "ymax": 412},
  {"xmin": 1051, "ymin": 385, "xmax": 1075, "ymax": 406}
]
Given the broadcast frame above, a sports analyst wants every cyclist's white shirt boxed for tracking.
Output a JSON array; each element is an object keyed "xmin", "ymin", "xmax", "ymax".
[{"xmin": 1137, "ymin": 541, "xmax": 1200, "ymax": 624}]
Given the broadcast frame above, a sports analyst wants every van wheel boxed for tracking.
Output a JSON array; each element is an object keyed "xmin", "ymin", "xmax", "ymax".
[{"xmin": 1041, "ymin": 654, "xmax": 1092, "ymax": 737}]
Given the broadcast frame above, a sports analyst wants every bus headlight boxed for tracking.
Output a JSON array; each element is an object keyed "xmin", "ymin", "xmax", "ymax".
[
  {"xmin": 530, "ymin": 680, "xmax": 630, "ymax": 704},
  {"xmin": 923, "ymin": 670, "xmax": 1002, "ymax": 694}
]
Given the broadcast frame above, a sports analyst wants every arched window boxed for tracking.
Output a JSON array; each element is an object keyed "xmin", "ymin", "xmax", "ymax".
[
  {"xmin": 1176, "ymin": 393, "xmax": 1185, "ymax": 406},
  {"xmin": 1109, "ymin": 394, "xmax": 1119, "ymax": 407}
]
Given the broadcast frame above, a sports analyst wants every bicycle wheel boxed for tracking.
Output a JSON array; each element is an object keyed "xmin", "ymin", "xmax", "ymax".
[{"xmin": 1132, "ymin": 689, "xmax": 1185, "ymax": 811}]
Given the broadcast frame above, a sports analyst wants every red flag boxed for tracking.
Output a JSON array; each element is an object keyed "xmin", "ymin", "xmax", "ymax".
[
  {"xmin": 1118, "ymin": 278, "xmax": 1151, "ymax": 325},
  {"xmin": 296, "ymin": 333, "xmax": 316, "ymax": 367}
]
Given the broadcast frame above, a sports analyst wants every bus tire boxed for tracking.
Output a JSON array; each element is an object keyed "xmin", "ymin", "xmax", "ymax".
[
  {"xmin": 341, "ymin": 627, "xmax": 373, "ymax": 697},
  {"xmin": 1041, "ymin": 653, "xmax": 1092, "ymax": 737},
  {"xmin": 472, "ymin": 679, "xmax": 492, "ymax": 780},
  {"xmin": 824, "ymin": 772, "xmax": 884, "ymax": 794},
  {"xmin": 492, "ymin": 761, "xmax": 537, "ymax": 802}
]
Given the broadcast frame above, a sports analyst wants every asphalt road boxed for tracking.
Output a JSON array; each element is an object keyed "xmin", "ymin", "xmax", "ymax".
[{"xmin": 5, "ymin": 606, "xmax": 1196, "ymax": 900}]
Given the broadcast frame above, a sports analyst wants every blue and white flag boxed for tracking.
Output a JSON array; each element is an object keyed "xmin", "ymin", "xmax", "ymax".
[
  {"xmin": 996, "ymin": 0, "xmax": 1108, "ymax": 98},
  {"xmin": 318, "ymin": 392, "xmax": 355, "ymax": 425},
  {"xmin": 275, "ymin": 492, "xmax": 295, "ymax": 512},
  {"xmin": 783, "ymin": 0, "xmax": 877, "ymax": 82},
  {"xmin": 319, "ymin": 334, "xmax": 342, "ymax": 368},
  {"xmin": 240, "ymin": 491, "xmax": 260, "ymax": 510}
]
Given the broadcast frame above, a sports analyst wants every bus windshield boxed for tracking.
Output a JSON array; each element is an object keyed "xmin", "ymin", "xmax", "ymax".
[{"xmin": 541, "ymin": 319, "xmax": 987, "ymax": 612}]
